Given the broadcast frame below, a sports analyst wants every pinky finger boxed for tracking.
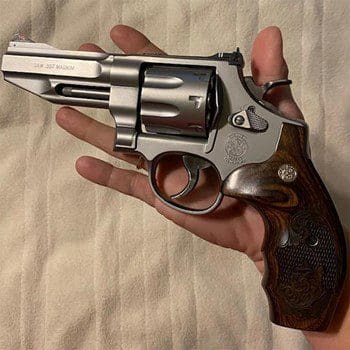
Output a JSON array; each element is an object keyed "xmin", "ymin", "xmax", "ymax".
[{"xmin": 76, "ymin": 156, "xmax": 155, "ymax": 206}]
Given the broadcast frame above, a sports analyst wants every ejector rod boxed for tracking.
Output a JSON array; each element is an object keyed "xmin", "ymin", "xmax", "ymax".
[{"xmin": 60, "ymin": 86, "xmax": 110, "ymax": 100}]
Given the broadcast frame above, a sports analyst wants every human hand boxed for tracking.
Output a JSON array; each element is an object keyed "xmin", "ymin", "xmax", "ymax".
[
  {"xmin": 55, "ymin": 24, "xmax": 350, "ymax": 348},
  {"xmin": 55, "ymin": 25, "xmax": 302, "ymax": 275}
]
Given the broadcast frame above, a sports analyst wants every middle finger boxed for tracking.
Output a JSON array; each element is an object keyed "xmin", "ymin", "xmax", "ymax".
[{"xmin": 56, "ymin": 107, "xmax": 141, "ymax": 166}]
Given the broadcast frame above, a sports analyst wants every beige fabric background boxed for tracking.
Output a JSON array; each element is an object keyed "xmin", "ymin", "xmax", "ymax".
[{"xmin": 0, "ymin": 1, "xmax": 349, "ymax": 349}]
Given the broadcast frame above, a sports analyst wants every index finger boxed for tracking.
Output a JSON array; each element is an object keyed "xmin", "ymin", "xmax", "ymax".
[
  {"xmin": 251, "ymin": 26, "xmax": 303, "ymax": 120},
  {"xmin": 110, "ymin": 24, "xmax": 165, "ymax": 54}
]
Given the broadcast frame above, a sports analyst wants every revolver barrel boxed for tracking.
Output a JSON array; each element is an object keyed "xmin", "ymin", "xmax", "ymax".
[{"xmin": 1, "ymin": 34, "xmax": 112, "ymax": 108}]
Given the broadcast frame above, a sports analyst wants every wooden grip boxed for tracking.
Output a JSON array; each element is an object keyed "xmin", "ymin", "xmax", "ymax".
[{"xmin": 223, "ymin": 123, "xmax": 347, "ymax": 331}]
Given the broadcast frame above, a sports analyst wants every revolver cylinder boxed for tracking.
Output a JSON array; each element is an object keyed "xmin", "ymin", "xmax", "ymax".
[{"xmin": 140, "ymin": 66, "xmax": 216, "ymax": 137}]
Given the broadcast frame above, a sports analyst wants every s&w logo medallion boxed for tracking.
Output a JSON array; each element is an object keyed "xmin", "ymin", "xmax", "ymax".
[{"xmin": 224, "ymin": 133, "xmax": 248, "ymax": 164}]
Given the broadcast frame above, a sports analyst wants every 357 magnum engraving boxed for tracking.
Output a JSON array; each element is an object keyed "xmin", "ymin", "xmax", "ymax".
[{"xmin": 34, "ymin": 62, "xmax": 75, "ymax": 70}]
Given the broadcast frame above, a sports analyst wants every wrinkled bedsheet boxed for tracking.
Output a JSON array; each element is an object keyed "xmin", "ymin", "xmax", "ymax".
[{"xmin": 1, "ymin": 1, "xmax": 349, "ymax": 349}]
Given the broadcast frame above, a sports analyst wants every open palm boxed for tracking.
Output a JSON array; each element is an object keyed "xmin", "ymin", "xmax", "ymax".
[{"xmin": 56, "ymin": 25, "xmax": 302, "ymax": 274}]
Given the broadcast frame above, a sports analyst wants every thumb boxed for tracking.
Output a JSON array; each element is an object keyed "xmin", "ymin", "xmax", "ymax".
[{"xmin": 251, "ymin": 26, "xmax": 303, "ymax": 120}]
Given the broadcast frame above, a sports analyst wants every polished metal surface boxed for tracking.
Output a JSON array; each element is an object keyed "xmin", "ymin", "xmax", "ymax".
[
  {"xmin": 171, "ymin": 155, "xmax": 211, "ymax": 199},
  {"xmin": 2, "ymin": 54, "xmax": 103, "ymax": 78},
  {"xmin": 1, "ymin": 36, "xmax": 306, "ymax": 215},
  {"xmin": 141, "ymin": 66, "xmax": 215, "ymax": 137}
]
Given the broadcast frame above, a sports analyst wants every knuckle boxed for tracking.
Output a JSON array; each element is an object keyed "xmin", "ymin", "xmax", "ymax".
[
  {"xmin": 81, "ymin": 118, "xmax": 96, "ymax": 141},
  {"xmin": 129, "ymin": 172, "xmax": 142, "ymax": 197},
  {"xmin": 105, "ymin": 165, "xmax": 116, "ymax": 188}
]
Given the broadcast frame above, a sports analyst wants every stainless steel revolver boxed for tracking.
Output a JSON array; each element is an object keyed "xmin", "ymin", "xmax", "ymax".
[{"xmin": 1, "ymin": 34, "xmax": 347, "ymax": 331}]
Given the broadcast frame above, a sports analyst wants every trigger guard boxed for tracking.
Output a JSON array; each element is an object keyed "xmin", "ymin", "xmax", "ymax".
[{"xmin": 148, "ymin": 160, "xmax": 223, "ymax": 215}]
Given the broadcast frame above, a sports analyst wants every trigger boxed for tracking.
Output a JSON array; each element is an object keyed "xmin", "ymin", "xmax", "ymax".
[{"xmin": 171, "ymin": 155, "xmax": 211, "ymax": 199}]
